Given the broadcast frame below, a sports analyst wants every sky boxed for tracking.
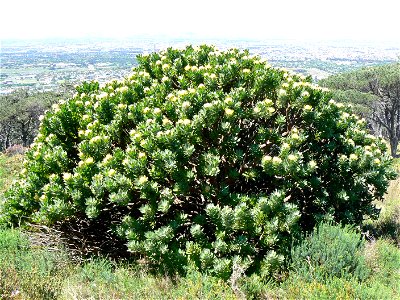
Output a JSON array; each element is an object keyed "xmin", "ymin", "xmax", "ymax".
[{"xmin": 1, "ymin": 0, "xmax": 400, "ymax": 43}]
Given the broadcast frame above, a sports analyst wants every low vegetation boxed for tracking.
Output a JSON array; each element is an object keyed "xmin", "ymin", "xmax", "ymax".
[{"xmin": 0, "ymin": 214, "xmax": 399, "ymax": 299}]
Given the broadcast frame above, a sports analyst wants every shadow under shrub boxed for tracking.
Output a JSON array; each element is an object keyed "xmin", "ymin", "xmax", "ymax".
[{"xmin": 1, "ymin": 45, "xmax": 395, "ymax": 279}]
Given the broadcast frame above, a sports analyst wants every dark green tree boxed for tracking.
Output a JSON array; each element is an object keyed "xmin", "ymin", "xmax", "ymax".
[
  {"xmin": 0, "ymin": 90, "xmax": 72, "ymax": 151},
  {"xmin": 320, "ymin": 63, "xmax": 400, "ymax": 157}
]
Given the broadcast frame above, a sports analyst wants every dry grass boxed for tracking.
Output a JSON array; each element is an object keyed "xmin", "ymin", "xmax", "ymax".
[{"xmin": 0, "ymin": 153, "xmax": 24, "ymax": 193}]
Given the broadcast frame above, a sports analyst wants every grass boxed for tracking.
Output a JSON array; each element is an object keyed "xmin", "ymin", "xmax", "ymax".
[
  {"xmin": 0, "ymin": 154, "xmax": 399, "ymax": 299},
  {"xmin": 363, "ymin": 157, "xmax": 400, "ymax": 245},
  {"xmin": 61, "ymin": 262, "xmax": 236, "ymax": 300},
  {"xmin": 0, "ymin": 153, "xmax": 24, "ymax": 193},
  {"xmin": 0, "ymin": 227, "xmax": 237, "ymax": 299},
  {"xmin": 0, "ymin": 228, "xmax": 71, "ymax": 299}
]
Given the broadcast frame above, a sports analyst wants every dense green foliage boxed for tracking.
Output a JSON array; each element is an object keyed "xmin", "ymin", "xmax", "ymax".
[
  {"xmin": 320, "ymin": 63, "xmax": 400, "ymax": 157},
  {"xmin": 1, "ymin": 45, "xmax": 395, "ymax": 278}
]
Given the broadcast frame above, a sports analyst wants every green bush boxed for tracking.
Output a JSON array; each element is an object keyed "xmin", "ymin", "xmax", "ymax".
[
  {"xmin": 290, "ymin": 222, "xmax": 370, "ymax": 281},
  {"xmin": 1, "ymin": 45, "xmax": 395, "ymax": 278},
  {"xmin": 278, "ymin": 235, "xmax": 400, "ymax": 299}
]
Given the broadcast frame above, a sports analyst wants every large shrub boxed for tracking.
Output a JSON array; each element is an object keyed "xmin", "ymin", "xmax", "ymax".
[{"xmin": 0, "ymin": 45, "xmax": 395, "ymax": 277}]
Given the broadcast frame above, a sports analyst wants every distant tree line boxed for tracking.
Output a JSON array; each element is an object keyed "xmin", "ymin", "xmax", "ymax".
[
  {"xmin": 0, "ymin": 86, "xmax": 73, "ymax": 151},
  {"xmin": 320, "ymin": 62, "xmax": 400, "ymax": 157}
]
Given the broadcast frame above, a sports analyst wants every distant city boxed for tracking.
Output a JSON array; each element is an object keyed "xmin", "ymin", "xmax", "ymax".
[{"xmin": 1, "ymin": 37, "xmax": 399, "ymax": 94}]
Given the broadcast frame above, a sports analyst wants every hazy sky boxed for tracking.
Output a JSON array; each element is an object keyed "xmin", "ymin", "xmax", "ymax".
[{"xmin": 1, "ymin": 0, "xmax": 400, "ymax": 42}]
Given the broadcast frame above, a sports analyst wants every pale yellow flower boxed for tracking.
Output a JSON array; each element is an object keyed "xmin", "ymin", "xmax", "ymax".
[
  {"xmin": 103, "ymin": 154, "xmax": 113, "ymax": 162},
  {"xmin": 349, "ymin": 153, "xmax": 358, "ymax": 161},
  {"xmin": 301, "ymin": 91, "xmax": 310, "ymax": 98},
  {"xmin": 162, "ymin": 118, "xmax": 171, "ymax": 125},
  {"xmin": 225, "ymin": 108, "xmax": 234, "ymax": 116},
  {"xmin": 278, "ymin": 89, "xmax": 287, "ymax": 97},
  {"xmin": 224, "ymin": 97, "xmax": 233, "ymax": 104},
  {"xmin": 98, "ymin": 92, "xmax": 108, "ymax": 100},
  {"xmin": 138, "ymin": 175, "xmax": 148, "ymax": 185},
  {"xmin": 308, "ymin": 160, "xmax": 317, "ymax": 169},
  {"xmin": 182, "ymin": 101, "xmax": 191, "ymax": 109},
  {"xmin": 282, "ymin": 83, "xmax": 289, "ymax": 88},
  {"xmin": 262, "ymin": 156, "xmax": 272, "ymax": 166},
  {"xmin": 178, "ymin": 90, "xmax": 188, "ymax": 96},
  {"xmin": 264, "ymin": 99, "xmax": 273, "ymax": 105},
  {"xmin": 118, "ymin": 86, "xmax": 129, "ymax": 93},
  {"xmin": 272, "ymin": 156, "xmax": 282, "ymax": 164}
]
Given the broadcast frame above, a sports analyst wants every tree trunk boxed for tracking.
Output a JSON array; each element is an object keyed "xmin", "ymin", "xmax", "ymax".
[{"xmin": 390, "ymin": 138, "xmax": 399, "ymax": 157}]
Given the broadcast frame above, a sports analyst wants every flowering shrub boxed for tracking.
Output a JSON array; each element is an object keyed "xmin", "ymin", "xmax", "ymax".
[{"xmin": 1, "ymin": 45, "xmax": 395, "ymax": 278}]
